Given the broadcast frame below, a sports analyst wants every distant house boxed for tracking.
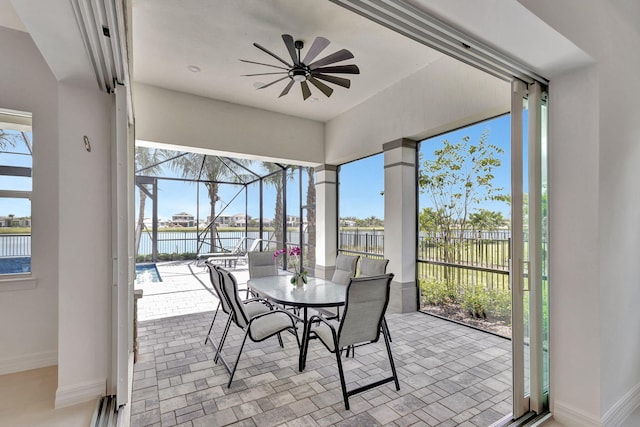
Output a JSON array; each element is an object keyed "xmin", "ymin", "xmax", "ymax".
[
  {"xmin": 286, "ymin": 215, "xmax": 300, "ymax": 227},
  {"xmin": 172, "ymin": 212, "xmax": 194, "ymax": 227},
  {"xmin": 0, "ymin": 216, "xmax": 31, "ymax": 227},
  {"xmin": 231, "ymin": 213, "xmax": 250, "ymax": 227},
  {"xmin": 341, "ymin": 219, "xmax": 356, "ymax": 227},
  {"xmin": 208, "ymin": 214, "xmax": 233, "ymax": 227}
]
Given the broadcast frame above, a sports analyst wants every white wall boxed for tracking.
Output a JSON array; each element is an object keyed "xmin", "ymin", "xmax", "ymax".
[
  {"xmin": 547, "ymin": 65, "xmax": 601, "ymax": 423},
  {"xmin": 56, "ymin": 82, "xmax": 113, "ymax": 408},
  {"xmin": 0, "ymin": 24, "xmax": 114, "ymax": 408},
  {"xmin": 134, "ymin": 83, "xmax": 325, "ymax": 165},
  {"xmin": 0, "ymin": 27, "xmax": 59, "ymax": 375},
  {"xmin": 521, "ymin": 0, "xmax": 640, "ymax": 424},
  {"xmin": 325, "ymin": 56, "xmax": 510, "ymax": 164}
]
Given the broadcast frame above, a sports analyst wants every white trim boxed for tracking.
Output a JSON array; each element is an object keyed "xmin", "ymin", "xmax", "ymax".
[
  {"xmin": 0, "ymin": 350, "xmax": 56, "ymax": 375},
  {"xmin": 55, "ymin": 378, "xmax": 106, "ymax": 409},
  {"xmin": 602, "ymin": 382, "xmax": 640, "ymax": 427},
  {"xmin": 554, "ymin": 400, "xmax": 601, "ymax": 427},
  {"xmin": 0, "ymin": 276, "xmax": 37, "ymax": 291},
  {"xmin": 329, "ymin": 0, "xmax": 548, "ymax": 84}
]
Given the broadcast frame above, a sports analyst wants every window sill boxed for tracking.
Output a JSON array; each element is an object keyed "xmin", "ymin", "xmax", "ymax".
[{"xmin": 0, "ymin": 276, "xmax": 38, "ymax": 291}]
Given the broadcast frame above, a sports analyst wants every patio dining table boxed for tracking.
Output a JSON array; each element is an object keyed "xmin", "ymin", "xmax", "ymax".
[{"xmin": 247, "ymin": 275, "xmax": 346, "ymax": 371}]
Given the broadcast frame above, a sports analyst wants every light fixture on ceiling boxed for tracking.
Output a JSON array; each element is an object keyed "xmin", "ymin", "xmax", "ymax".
[
  {"xmin": 241, "ymin": 34, "xmax": 360, "ymax": 101},
  {"xmin": 187, "ymin": 65, "xmax": 201, "ymax": 73}
]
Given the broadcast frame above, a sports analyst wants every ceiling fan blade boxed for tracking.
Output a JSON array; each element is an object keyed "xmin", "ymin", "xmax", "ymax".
[
  {"xmin": 302, "ymin": 36, "xmax": 330, "ymax": 65},
  {"xmin": 309, "ymin": 49, "xmax": 354, "ymax": 69},
  {"xmin": 279, "ymin": 80, "xmax": 295, "ymax": 98},
  {"xmin": 282, "ymin": 34, "xmax": 299, "ymax": 65},
  {"xmin": 242, "ymin": 72, "xmax": 288, "ymax": 76},
  {"xmin": 301, "ymin": 81, "xmax": 312, "ymax": 100},
  {"xmin": 311, "ymin": 73, "xmax": 351, "ymax": 88},
  {"xmin": 309, "ymin": 77, "xmax": 334, "ymax": 97},
  {"xmin": 240, "ymin": 59, "xmax": 289, "ymax": 70},
  {"xmin": 312, "ymin": 64, "xmax": 360, "ymax": 74},
  {"xmin": 253, "ymin": 42, "xmax": 292, "ymax": 67},
  {"xmin": 258, "ymin": 76, "xmax": 289, "ymax": 89}
]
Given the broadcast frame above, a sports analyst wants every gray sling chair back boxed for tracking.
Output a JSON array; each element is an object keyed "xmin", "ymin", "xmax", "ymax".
[
  {"xmin": 203, "ymin": 261, "xmax": 274, "ymax": 363},
  {"xmin": 318, "ymin": 253, "xmax": 360, "ymax": 319},
  {"xmin": 302, "ymin": 274, "xmax": 400, "ymax": 410},
  {"xmin": 248, "ymin": 250, "xmax": 278, "ymax": 278},
  {"xmin": 357, "ymin": 257, "xmax": 393, "ymax": 345},
  {"xmin": 217, "ymin": 267, "xmax": 301, "ymax": 388}
]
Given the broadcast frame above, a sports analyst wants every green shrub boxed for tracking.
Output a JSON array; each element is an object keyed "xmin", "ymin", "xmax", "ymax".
[
  {"xmin": 420, "ymin": 278, "xmax": 454, "ymax": 305},
  {"xmin": 488, "ymin": 288, "xmax": 511, "ymax": 319},
  {"xmin": 462, "ymin": 285, "xmax": 490, "ymax": 318}
]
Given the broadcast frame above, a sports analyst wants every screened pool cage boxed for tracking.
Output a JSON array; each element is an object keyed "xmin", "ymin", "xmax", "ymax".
[{"xmin": 135, "ymin": 146, "xmax": 316, "ymax": 273}]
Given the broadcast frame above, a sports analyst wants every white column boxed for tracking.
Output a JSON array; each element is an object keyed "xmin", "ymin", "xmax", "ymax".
[
  {"xmin": 314, "ymin": 165, "xmax": 338, "ymax": 279},
  {"xmin": 383, "ymin": 138, "xmax": 417, "ymax": 313}
]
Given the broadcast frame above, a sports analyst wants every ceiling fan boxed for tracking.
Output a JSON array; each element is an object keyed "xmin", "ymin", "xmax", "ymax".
[{"xmin": 241, "ymin": 34, "xmax": 360, "ymax": 100}]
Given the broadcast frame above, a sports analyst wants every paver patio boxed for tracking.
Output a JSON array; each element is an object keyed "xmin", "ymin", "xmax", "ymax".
[{"xmin": 132, "ymin": 261, "xmax": 512, "ymax": 427}]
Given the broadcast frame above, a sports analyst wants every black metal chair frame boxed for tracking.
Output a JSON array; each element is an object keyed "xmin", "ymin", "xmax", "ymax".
[
  {"xmin": 203, "ymin": 262, "xmax": 281, "ymax": 366},
  {"xmin": 302, "ymin": 274, "xmax": 400, "ymax": 410},
  {"xmin": 216, "ymin": 268, "xmax": 302, "ymax": 388}
]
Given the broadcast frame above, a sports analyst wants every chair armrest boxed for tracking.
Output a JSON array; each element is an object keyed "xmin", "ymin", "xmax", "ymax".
[
  {"xmin": 308, "ymin": 314, "xmax": 337, "ymax": 330},
  {"xmin": 248, "ymin": 308, "xmax": 302, "ymax": 324}
]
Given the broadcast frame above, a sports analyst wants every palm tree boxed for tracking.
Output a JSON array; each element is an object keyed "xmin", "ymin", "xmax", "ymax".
[
  {"xmin": 304, "ymin": 166, "xmax": 316, "ymax": 269},
  {"xmin": 167, "ymin": 154, "xmax": 249, "ymax": 253},
  {"xmin": 261, "ymin": 163, "xmax": 290, "ymax": 248},
  {"xmin": 134, "ymin": 147, "xmax": 164, "ymax": 255},
  {"xmin": 0, "ymin": 130, "xmax": 20, "ymax": 151}
]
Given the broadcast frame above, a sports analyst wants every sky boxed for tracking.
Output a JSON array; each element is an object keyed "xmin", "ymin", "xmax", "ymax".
[
  {"xmin": 144, "ymin": 112, "xmax": 513, "ymax": 222},
  {"xmin": 1, "ymin": 114, "xmax": 514, "ymax": 222},
  {"xmin": 0, "ymin": 130, "xmax": 32, "ymax": 218},
  {"xmin": 339, "ymin": 113, "xmax": 513, "ymax": 219}
]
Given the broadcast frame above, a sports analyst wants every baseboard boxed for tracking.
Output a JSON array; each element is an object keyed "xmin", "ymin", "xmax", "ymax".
[
  {"xmin": 55, "ymin": 377, "xmax": 106, "ymax": 409},
  {"xmin": 602, "ymin": 382, "xmax": 640, "ymax": 427},
  {"xmin": 0, "ymin": 350, "xmax": 57, "ymax": 375},
  {"xmin": 553, "ymin": 400, "xmax": 601, "ymax": 427}
]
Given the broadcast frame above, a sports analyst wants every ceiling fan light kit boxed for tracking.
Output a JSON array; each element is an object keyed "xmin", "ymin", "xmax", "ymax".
[{"xmin": 241, "ymin": 34, "xmax": 360, "ymax": 101}]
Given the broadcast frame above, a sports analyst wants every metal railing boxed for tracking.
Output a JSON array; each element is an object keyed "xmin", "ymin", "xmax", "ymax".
[{"xmin": 0, "ymin": 234, "xmax": 31, "ymax": 257}]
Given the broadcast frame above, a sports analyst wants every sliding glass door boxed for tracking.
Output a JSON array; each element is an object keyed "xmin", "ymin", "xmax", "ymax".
[{"xmin": 511, "ymin": 79, "xmax": 549, "ymax": 419}]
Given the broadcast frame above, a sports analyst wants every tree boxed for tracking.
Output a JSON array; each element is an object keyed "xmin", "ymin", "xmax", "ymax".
[
  {"xmin": 261, "ymin": 163, "xmax": 292, "ymax": 249},
  {"xmin": 418, "ymin": 129, "xmax": 507, "ymax": 287},
  {"xmin": 168, "ymin": 154, "xmax": 248, "ymax": 253},
  {"xmin": 0, "ymin": 130, "xmax": 21, "ymax": 151},
  {"xmin": 134, "ymin": 147, "xmax": 164, "ymax": 255},
  {"xmin": 469, "ymin": 209, "xmax": 506, "ymax": 232},
  {"xmin": 304, "ymin": 167, "xmax": 316, "ymax": 268}
]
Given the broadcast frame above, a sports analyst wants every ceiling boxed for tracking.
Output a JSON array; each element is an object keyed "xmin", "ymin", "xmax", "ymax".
[
  {"xmin": 3, "ymin": 0, "xmax": 592, "ymax": 124},
  {"xmin": 132, "ymin": 0, "xmax": 446, "ymax": 122}
]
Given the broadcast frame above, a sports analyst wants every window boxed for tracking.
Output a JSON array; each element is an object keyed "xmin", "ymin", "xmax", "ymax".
[
  {"xmin": 0, "ymin": 109, "xmax": 33, "ymax": 276},
  {"xmin": 337, "ymin": 153, "xmax": 385, "ymax": 258}
]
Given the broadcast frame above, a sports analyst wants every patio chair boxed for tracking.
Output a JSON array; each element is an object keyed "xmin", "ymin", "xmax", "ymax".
[
  {"xmin": 203, "ymin": 262, "xmax": 275, "ymax": 363},
  {"xmin": 248, "ymin": 250, "xmax": 277, "ymax": 278},
  {"xmin": 198, "ymin": 237, "xmax": 262, "ymax": 268},
  {"xmin": 331, "ymin": 253, "xmax": 360, "ymax": 285},
  {"xmin": 358, "ymin": 257, "xmax": 389, "ymax": 277},
  {"xmin": 217, "ymin": 267, "xmax": 301, "ymax": 388},
  {"xmin": 358, "ymin": 257, "xmax": 393, "ymax": 343},
  {"xmin": 301, "ymin": 274, "xmax": 399, "ymax": 410},
  {"xmin": 318, "ymin": 253, "xmax": 360, "ymax": 319}
]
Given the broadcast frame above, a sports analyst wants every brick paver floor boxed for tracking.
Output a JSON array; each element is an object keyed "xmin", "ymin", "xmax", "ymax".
[{"xmin": 131, "ymin": 261, "xmax": 512, "ymax": 427}]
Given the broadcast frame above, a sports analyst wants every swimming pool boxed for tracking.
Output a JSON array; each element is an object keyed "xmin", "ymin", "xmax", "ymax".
[
  {"xmin": 0, "ymin": 257, "xmax": 31, "ymax": 275},
  {"xmin": 135, "ymin": 263, "xmax": 162, "ymax": 284}
]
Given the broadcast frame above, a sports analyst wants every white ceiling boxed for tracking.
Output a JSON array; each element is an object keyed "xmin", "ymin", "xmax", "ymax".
[
  {"xmin": 132, "ymin": 0, "xmax": 446, "ymax": 122},
  {"xmin": 4, "ymin": 0, "xmax": 592, "ymax": 124}
]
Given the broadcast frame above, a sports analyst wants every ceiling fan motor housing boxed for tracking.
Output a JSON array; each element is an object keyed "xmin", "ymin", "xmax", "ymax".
[{"xmin": 289, "ymin": 67, "xmax": 309, "ymax": 82}]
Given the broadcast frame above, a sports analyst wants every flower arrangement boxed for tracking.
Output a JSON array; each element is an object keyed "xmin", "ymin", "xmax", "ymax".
[{"xmin": 273, "ymin": 245, "xmax": 308, "ymax": 285}]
